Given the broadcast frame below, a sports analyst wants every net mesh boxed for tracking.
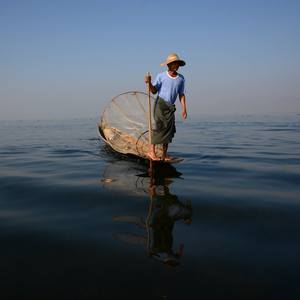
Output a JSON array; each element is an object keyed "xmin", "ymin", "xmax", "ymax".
[{"xmin": 98, "ymin": 91, "xmax": 163, "ymax": 158}]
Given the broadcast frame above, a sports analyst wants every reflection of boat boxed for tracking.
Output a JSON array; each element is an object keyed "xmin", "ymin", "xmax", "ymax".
[
  {"xmin": 100, "ymin": 157, "xmax": 182, "ymax": 195},
  {"xmin": 98, "ymin": 91, "xmax": 163, "ymax": 159}
]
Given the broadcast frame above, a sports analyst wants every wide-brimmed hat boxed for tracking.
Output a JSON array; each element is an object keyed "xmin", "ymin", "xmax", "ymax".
[{"xmin": 160, "ymin": 53, "xmax": 186, "ymax": 67}]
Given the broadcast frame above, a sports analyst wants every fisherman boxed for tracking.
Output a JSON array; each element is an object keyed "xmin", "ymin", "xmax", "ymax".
[{"xmin": 145, "ymin": 53, "xmax": 187, "ymax": 161}]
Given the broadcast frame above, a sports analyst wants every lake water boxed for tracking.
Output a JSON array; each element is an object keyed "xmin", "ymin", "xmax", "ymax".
[{"xmin": 0, "ymin": 114, "xmax": 300, "ymax": 299}]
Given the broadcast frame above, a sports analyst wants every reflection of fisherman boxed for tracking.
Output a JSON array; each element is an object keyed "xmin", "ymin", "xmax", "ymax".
[
  {"xmin": 148, "ymin": 184, "xmax": 192, "ymax": 266},
  {"xmin": 110, "ymin": 160, "xmax": 192, "ymax": 267}
]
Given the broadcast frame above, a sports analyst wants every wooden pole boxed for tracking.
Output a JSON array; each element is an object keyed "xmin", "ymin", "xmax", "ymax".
[
  {"xmin": 146, "ymin": 72, "xmax": 154, "ymax": 255},
  {"xmin": 147, "ymin": 72, "xmax": 152, "ymax": 147}
]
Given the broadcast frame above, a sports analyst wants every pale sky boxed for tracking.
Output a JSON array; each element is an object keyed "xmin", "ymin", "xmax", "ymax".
[{"xmin": 1, "ymin": 0, "xmax": 299, "ymax": 120}]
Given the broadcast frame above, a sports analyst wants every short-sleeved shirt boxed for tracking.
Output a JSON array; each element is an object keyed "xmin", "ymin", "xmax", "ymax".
[{"xmin": 152, "ymin": 71, "xmax": 185, "ymax": 104}]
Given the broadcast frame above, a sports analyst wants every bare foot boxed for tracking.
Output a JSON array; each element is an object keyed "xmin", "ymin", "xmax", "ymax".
[
  {"xmin": 147, "ymin": 152, "xmax": 161, "ymax": 161},
  {"xmin": 163, "ymin": 156, "xmax": 173, "ymax": 162}
]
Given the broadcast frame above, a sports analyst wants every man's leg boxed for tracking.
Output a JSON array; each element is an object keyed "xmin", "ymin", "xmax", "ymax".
[
  {"xmin": 162, "ymin": 144, "xmax": 173, "ymax": 161},
  {"xmin": 162, "ymin": 144, "xmax": 168, "ymax": 160},
  {"xmin": 148, "ymin": 144, "xmax": 160, "ymax": 161},
  {"xmin": 163, "ymin": 144, "xmax": 168, "ymax": 157}
]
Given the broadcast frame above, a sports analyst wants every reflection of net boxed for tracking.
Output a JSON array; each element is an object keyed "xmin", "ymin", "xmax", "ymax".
[
  {"xmin": 99, "ymin": 91, "xmax": 163, "ymax": 158},
  {"xmin": 101, "ymin": 160, "xmax": 149, "ymax": 196}
]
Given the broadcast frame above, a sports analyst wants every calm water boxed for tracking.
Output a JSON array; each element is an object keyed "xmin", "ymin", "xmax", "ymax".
[{"xmin": 0, "ymin": 115, "xmax": 300, "ymax": 299}]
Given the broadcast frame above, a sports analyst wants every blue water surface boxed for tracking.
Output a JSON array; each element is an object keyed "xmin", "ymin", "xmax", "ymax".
[{"xmin": 0, "ymin": 114, "xmax": 300, "ymax": 299}]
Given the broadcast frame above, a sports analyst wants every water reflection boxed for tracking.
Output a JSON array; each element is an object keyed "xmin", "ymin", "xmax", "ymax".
[
  {"xmin": 147, "ymin": 183, "xmax": 192, "ymax": 267},
  {"xmin": 101, "ymin": 158, "xmax": 192, "ymax": 267}
]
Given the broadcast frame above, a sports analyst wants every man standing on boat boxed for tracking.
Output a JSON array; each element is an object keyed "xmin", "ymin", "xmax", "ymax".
[{"xmin": 145, "ymin": 53, "xmax": 187, "ymax": 161}]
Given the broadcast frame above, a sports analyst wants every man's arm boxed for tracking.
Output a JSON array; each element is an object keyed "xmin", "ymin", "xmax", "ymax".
[{"xmin": 179, "ymin": 94, "xmax": 187, "ymax": 120}]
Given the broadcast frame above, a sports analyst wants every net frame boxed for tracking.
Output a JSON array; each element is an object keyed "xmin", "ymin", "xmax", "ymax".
[{"xmin": 98, "ymin": 91, "xmax": 163, "ymax": 158}]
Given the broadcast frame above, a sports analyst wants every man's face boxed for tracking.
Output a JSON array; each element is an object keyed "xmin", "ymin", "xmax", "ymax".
[{"xmin": 168, "ymin": 61, "xmax": 180, "ymax": 71}]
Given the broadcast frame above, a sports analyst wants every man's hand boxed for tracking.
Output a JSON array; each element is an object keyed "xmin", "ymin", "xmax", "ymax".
[
  {"xmin": 144, "ymin": 74, "xmax": 151, "ymax": 84},
  {"xmin": 145, "ymin": 74, "xmax": 157, "ymax": 94},
  {"xmin": 179, "ymin": 94, "xmax": 187, "ymax": 120}
]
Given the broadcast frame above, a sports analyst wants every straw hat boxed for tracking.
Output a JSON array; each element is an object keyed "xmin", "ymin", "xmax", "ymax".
[{"xmin": 160, "ymin": 53, "xmax": 186, "ymax": 67}]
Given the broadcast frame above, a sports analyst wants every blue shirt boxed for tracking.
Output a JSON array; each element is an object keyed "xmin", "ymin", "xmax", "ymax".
[{"xmin": 152, "ymin": 71, "xmax": 185, "ymax": 104}]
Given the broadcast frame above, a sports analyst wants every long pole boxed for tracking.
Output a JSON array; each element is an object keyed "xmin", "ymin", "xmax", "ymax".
[
  {"xmin": 146, "ymin": 72, "xmax": 154, "ymax": 255},
  {"xmin": 147, "ymin": 72, "xmax": 152, "ymax": 147}
]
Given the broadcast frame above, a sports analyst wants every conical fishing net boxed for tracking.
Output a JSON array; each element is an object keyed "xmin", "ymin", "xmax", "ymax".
[{"xmin": 98, "ymin": 91, "xmax": 163, "ymax": 158}]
